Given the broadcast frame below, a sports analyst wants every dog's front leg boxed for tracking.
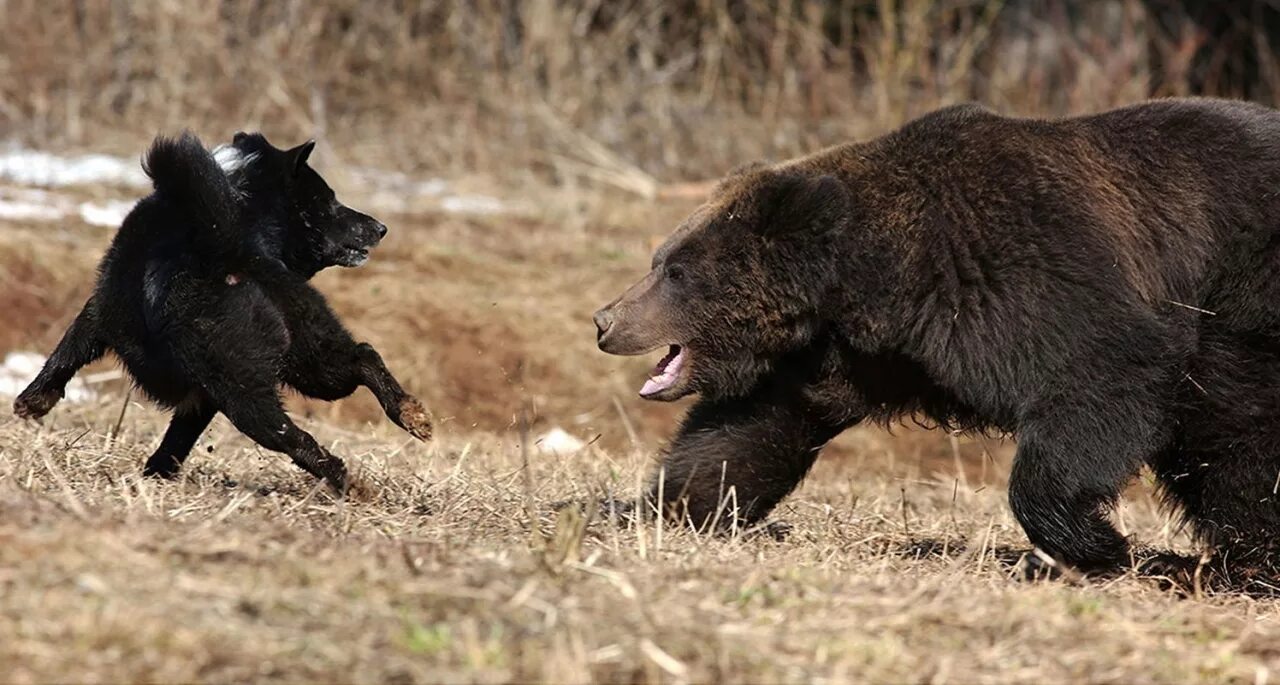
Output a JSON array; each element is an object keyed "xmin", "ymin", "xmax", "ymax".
[
  {"xmin": 14, "ymin": 302, "xmax": 106, "ymax": 419},
  {"xmin": 352, "ymin": 343, "xmax": 433, "ymax": 441},
  {"xmin": 281, "ymin": 335, "xmax": 432, "ymax": 442},
  {"xmin": 270, "ymin": 278, "xmax": 432, "ymax": 442}
]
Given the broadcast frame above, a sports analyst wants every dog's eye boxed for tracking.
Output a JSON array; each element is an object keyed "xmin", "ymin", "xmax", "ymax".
[{"xmin": 666, "ymin": 264, "xmax": 685, "ymax": 283}]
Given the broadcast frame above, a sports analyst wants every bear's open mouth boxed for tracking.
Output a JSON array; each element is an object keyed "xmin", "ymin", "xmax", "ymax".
[{"xmin": 640, "ymin": 345, "xmax": 686, "ymax": 398}]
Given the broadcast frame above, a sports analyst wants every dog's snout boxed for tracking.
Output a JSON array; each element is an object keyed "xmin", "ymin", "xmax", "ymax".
[
  {"xmin": 374, "ymin": 221, "xmax": 388, "ymax": 239},
  {"xmin": 593, "ymin": 308, "xmax": 614, "ymax": 342}
]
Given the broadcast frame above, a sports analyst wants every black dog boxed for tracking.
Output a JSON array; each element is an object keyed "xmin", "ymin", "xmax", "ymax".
[{"xmin": 14, "ymin": 132, "xmax": 431, "ymax": 492}]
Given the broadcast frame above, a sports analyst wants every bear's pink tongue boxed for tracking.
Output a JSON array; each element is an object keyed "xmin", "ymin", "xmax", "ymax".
[{"xmin": 640, "ymin": 345, "xmax": 685, "ymax": 397}]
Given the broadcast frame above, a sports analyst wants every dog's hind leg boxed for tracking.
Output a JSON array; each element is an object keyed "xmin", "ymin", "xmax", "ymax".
[
  {"xmin": 208, "ymin": 383, "xmax": 349, "ymax": 493},
  {"xmin": 142, "ymin": 403, "xmax": 217, "ymax": 479},
  {"xmin": 193, "ymin": 350, "xmax": 350, "ymax": 492},
  {"xmin": 14, "ymin": 302, "xmax": 106, "ymax": 419},
  {"xmin": 170, "ymin": 289, "xmax": 350, "ymax": 493}
]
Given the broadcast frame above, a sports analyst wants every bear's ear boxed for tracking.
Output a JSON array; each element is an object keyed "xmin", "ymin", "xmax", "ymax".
[
  {"xmin": 710, "ymin": 160, "xmax": 771, "ymax": 200},
  {"xmin": 756, "ymin": 173, "xmax": 851, "ymax": 238}
]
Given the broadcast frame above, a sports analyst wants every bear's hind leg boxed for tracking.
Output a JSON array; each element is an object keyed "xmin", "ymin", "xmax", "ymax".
[{"xmin": 1154, "ymin": 335, "xmax": 1280, "ymax": 567}]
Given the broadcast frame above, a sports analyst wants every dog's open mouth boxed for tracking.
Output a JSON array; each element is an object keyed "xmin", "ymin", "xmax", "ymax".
[
  {"xmin": 640, "ymin": 345, "xmax": 688, "ymax": 398},
  {"xmin": 337, "ymin": 244, "xmax": 370, "ymax": 266}
]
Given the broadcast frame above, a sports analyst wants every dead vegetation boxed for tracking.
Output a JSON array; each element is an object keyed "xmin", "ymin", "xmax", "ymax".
[
  {"xmin": 3, "ymin": 399, "xmax": 1277, "ymax": 684},
  {"xmin": 2, "ymin": 182, "xmax": 1276, "ymax": 683},
  {"xmin": 4, "ymin": 1, "xmax": 1279, "ymax": 184}
]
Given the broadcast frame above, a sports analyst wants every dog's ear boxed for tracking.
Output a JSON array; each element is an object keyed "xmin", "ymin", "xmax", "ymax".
[
  {"xmin": 287, "ymin": 140, "xmax": 316, "ymax": 174},
  {"xmin": 233, "ymin": 131, "xmax": 250, "ymax": 145}
]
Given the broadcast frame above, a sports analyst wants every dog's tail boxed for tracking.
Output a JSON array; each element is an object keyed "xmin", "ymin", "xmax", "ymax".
[{"xmin": 142, "ymin": 131, "xmax": 243, "ymax": 260}]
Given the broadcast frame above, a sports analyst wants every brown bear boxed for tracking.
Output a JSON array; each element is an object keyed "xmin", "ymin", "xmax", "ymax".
[{"xmin": 593, "ymin": 98, "xmax": 1280, "ymax": 575}]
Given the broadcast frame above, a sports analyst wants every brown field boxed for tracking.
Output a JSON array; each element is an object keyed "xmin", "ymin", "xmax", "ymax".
[
  {"xmin": 5, "ymin": 1, "xmax": 1280, "ymax": 683},
  {"xmin": 3, "ymin": 184, "xmax": 1278, "ymax": 684}
]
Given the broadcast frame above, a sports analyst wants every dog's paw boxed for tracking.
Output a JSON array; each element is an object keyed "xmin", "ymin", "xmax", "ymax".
[
  {"xmin": 340, "ymin": 472, "xmax": 376, "ymax": 502},
  {"xmin": 552, "ymin": 497, "xmax": 639, "ymax": 526},
  {"xmin": 324, "ymin": 468, "xmax": 349, "ymax": 497},
  {"xmin": 749, "ymin": 520, "xmax": 793, "ymax": 542},
  {"xmin": 142, "ymin": 455, "xmax": 183, "ymax": 480},
  {"xmin": 397, "ymin": 396, "xmax": 433, "ymax": 442},
  {"xmin": 13, "ymin": 387, "xmax": 60, "ymax": 420},
  {"xmin": 306, "ymin": 448, "xmax": 351, "ymax": 497},
  {"xmin": 1131, "ymin": 551, "xmax": 1271, "ymax": 596},
  {"xmin": 1136, "ymin": 553, "xmax": 1199, "ymax": 595},
  {"xmin": 596, "ymin": 497, "xmax": 640, "ymax": 525},
  {"xmin": 1013, "ymin": 549, "xmax": 1069, "ymax": 582}
]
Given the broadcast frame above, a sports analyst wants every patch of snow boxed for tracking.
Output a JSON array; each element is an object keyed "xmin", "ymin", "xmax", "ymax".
[
  {"xmin": 351, "ymin": 168, "xmax": 448, "ymax": 197},
  {"xmin": 441, "ymin": 194, "xmax": 506, "ymax": 215},
  {"xmin": 0, "ymin": 351, "xmax": 97, "ymax": 403},
  {"xmin": 350, "ymin": 167, "xmax": 508, "ymax": 215},
  {"xmin": 78, "ymin": 199, "xmax": 134, "ymax": 227},
  {"xmin": 0, "ymin": 146, "xmax": 147, "ymax": 189},
  {"xmin": 1, "ymin": 186, "xmax": 60, "ymax": 203},
  {"xmin": 0, "ymin": 190, "xmax": 132, "ymax": 229},
  {"xmin": 0, "ymin": 198, "xmax": 65, "ymax": 222},
  {"xmin": 536, "ymin": 427, "xmax": 587, "ymax": 455},
  {"xmin": 415, "ymin": 178, "xmax": 450, "ymax": 196}
]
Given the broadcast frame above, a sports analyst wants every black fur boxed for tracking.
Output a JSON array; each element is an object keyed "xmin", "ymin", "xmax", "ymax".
[
  {"xmin": 14, "ymin": 131, "xmax": 432, "ymax": 492},
  {"xmin": 596, "ymin": 98, "xmax": 1280, "ymax": 574}
]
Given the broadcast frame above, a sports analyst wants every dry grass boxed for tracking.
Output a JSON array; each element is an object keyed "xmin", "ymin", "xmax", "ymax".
[
  {"xmin": 2, "ymin": 184, "xmax": 1279, "ymax": 683},
  {"xmin": 6, "ymin": 1, "xmax": 1280, "ymax": 681},
  {"xmin": 2, "ymin": 401, "xmax": 1276, "ymax": 684},
  {"xmin": 4, "ymin": 1, "xmax": 1278, "ymax": 184}
]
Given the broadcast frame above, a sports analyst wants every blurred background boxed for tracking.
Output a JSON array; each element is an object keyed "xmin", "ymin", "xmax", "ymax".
[
  {"xmin": 6, "ymin": 1, "xmax": 1280, "ymax": 177},
  {"xmin": 4, "ymin": 0, "xmax": 1280, "ymax": 465},
  {"xmin": 10, "ymin": 5, "xmax": 1280, "ymax": 680}
]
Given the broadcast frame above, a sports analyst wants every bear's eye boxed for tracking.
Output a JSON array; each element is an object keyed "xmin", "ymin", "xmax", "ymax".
[{"xmin": 666, "ymin": 264, "xmax": 685, "ymax": 283}]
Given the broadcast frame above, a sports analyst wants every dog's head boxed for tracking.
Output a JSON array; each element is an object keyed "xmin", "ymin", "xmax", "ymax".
[{"xmin": 215, "ymin": 132, "xmax": 387, "ymax": 276}]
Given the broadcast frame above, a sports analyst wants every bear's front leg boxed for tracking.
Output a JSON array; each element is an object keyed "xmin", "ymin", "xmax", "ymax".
[
  {"xmin": 1007, "ymin": 400, "xmax": 1163, "ymax": 571},
  {"xmin": 646, "ymin": 374, "xmax": 858, "ymax": 532}
]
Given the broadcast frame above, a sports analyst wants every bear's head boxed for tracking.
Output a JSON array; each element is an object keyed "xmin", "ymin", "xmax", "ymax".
[{"xmin": 594, "ymin": 166, "xmax": 852, "ymax": 401}]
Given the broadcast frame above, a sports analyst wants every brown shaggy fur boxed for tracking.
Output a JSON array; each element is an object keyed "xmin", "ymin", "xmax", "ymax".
[{"xmin": 596, "ymin": 98, "xmax": 1280, "ymax": 576}]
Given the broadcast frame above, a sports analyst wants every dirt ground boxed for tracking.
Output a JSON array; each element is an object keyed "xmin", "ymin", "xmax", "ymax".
[{"xmin": 2, "ymin": 168, "xmax": 1279, "ymax": 684}]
